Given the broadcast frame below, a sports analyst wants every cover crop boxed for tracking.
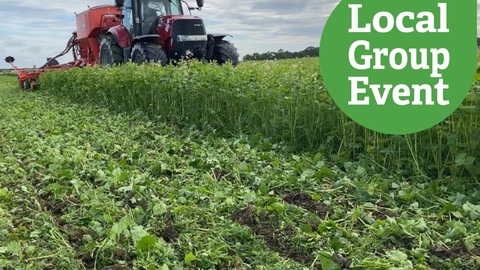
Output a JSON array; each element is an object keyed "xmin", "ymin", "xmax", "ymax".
[
  {"xmin": 39, "ymin": 58, "xmax": 480, "ymax": 180},
  {"xmin": 0, "ymin": 70, "xmax": 480, "ymax": 269}
]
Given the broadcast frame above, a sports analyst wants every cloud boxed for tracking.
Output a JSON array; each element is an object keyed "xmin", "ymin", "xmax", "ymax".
[{"xmin": 0, "ymin": 0, "xmax": 478, "ymax": 69}]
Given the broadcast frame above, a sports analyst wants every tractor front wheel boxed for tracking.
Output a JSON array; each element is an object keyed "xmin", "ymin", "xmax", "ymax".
[
  {"xmin": 212, "ymin": 41, "xmax": 239, "ymax": 66},
  {"xmin": 21, "ymin": 80, "xmax": 29, "ymax": 90},
  {"xmin": 99, "ymin": 35, "xmax": 123, "ymax": 67},
  {"xmin": 20, "ymin": 79, "xmax": 36, "ymax": 91},
  {"xmin": 131, "ymin": 43, "xmax": 168, "ymax": 66}
]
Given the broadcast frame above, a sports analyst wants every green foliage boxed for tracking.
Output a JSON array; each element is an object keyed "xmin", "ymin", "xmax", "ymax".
[
  {"xmin": 1, "ymin": 75, "xmax": 480, "ymax": 269},
  {"xmin": 39, "ymin": 58, "xmax": 480, "ymax": 180}
]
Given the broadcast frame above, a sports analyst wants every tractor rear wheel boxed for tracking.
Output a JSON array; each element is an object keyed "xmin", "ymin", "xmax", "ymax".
[
  {"xmin": 212, "ymin": 41, "xmax": 239, "ymax": 66},
  {"xmin": 99, "ymin": 35, "xmax": 123, "ymax": 67},
  {"xmin": 131, "ymin": 43, "xmax": 168, "ymax": 66}
]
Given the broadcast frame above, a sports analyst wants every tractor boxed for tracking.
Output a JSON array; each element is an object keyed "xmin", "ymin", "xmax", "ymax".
[
  {"xmin": 5, "ymin": 0, "xmax": 238, "ymax": 90},
  {"xmin": 98, "ymin": 0, "xmax": 240, "ymax": 66}
]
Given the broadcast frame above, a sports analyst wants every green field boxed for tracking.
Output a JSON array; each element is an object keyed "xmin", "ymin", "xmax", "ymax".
[{"xmin": 1, "ymin": 58, "xmax": 480, "ymax": 270}]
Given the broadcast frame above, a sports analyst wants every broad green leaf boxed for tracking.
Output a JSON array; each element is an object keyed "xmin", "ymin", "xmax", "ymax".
[
  {"xmin": 185, "ymin": 252, "xmax": 196, "ymax": 263},
  {"xmin": 387, "ymin": 250, "xmax": 408, "ymax": 263},
  {"xmin": 299, "ymin": 223, "xmax": 312, "ymax": 233},
  {"xmin": 319, "ymin": 254, "xmax": 341, "ymax": 270},
  {"xmin": 136, "ymin": 235, "xmax": 157, "ymax": 252}
]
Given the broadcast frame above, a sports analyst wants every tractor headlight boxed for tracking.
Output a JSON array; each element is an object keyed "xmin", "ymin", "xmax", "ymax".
[{"xmin": 176, "ymin": 35, "xmax": 207, "ymax": 42}]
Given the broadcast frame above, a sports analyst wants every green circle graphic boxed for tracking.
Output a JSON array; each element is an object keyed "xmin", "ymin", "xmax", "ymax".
[{"xmin": 319, "ymin": 0, "xmax": 478, "ymax": 135}]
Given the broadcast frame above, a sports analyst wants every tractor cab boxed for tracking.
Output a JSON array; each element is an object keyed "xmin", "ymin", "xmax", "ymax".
[{"xmin": 119, "ymin": 0, "xmax": 186, "ymax": 36}]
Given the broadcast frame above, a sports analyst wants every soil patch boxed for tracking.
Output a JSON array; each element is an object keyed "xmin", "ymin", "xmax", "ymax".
[
  {"xmin": 78, "ymin": 252, "xmax": 95, "ymax": 268},
  {"xmin": 232, "ymin": 204, "xmax": 322, "ymax": 268},
  {"xmin": 38, "ymin": 193, "xmax": 79, "ymax": 216},
  {"xmin": 61, "ymin": 224, "xmax": 95, "ymax": 247},
  {"xmin": 384, "ymin": 235, "xmax": 414, "ymax": 250},
  {"xmin": 429, "ymin": 241, "xmax": 480, "ymax": 260},
  {"xmin": 370, "ymin": 208, "xmax": 394, "ymax": 220},
  {"xmin": 158, "ymin": 222, "xmax": 180, "ymax": 243},
  {"xmin": 369, "ymin": 201, "xmax": 395, "ymax": 219},
  {"xmin": 333, "ymin": 253, "xmax": 353, "ymax": 269},
  {"xmin": 212, "ymin": 168, "xmax": 230, "ymax": 180},
  {"xmin": 283, "ymin": 191, "xmax": 332, "ymax": 219},
  {"xmin": 125, "ymin": 190, "xmax": 148, "ymax": 211},
  {"xmin": 102, "ymin": 265, "xmax": 131, "ymax": 270}
]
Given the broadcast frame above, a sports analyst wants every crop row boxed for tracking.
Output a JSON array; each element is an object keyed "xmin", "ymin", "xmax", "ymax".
[{"xmin": 38, "ymin": 58, "xmax": 480, "ymax": 180}]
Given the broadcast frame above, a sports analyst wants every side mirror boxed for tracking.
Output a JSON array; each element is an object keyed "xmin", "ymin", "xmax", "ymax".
[
  {"xmin": 196, "ymin": 0, "xmax": 204, "ymax": 8},
  {"xmin": 114, "ymin": 0, "xmax": 125, "ymax": 8}
]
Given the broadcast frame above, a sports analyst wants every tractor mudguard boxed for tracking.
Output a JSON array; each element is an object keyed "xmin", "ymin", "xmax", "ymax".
[
  {"xmin": 205, "ymin": 34, "xmax": 233, "ymax": 60},
  {"xmin": 132, "ymin": 34, "xmax": 161, "ymax": 44},
  {"xmin": 106, "ymin": 25, "xmax": 132, "ymax": 48},
  {"xmin": 207, "ymin": 34, "xmax": 233, "ymax": 42}
]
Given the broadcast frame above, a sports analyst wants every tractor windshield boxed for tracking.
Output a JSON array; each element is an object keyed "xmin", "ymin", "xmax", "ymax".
[{"xmin": 144, "ymin": 0, "xmax": 183, "ymax": 16}]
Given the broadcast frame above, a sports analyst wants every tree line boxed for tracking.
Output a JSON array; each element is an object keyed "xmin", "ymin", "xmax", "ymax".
[{"xmin": 242, "ymin": 46, "xmax": 319, "ymax": 61}]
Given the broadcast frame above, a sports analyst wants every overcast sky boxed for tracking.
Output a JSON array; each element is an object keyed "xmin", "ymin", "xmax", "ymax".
[{"xmin": 0, "ymin": 0, "xmax": 478, "ymax": 68}]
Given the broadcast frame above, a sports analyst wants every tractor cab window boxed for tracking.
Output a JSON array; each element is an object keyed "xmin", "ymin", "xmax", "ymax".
[
  {"xmin": 140, "ymin": 0, "xmax": 182, "ymax": 34},
  {"xmin": 142, "ymin": 0, "xmax": 183, "ymax": 16},
  {"xmin": 123, "ymin": 0, "xmax": 133, "ymax": 34}
]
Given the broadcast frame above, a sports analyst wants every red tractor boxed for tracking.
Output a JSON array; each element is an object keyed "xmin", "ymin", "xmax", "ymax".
[
  {"xmin": 5, "ymin": 0, "xmax": 238, "ymax": 90},
  {"xmin": 98, "ymin": 0, "xmax": 240, "ymax": 66}
]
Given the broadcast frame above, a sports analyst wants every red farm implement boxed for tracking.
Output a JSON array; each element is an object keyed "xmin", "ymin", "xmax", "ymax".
[
  {"xmin": 5, "ymin": 56, "xmax": 88, "ymax": 91},
  {"xmin": 5, "ymin": 5, "xmax": 121, "ymax": 90},
  {"xmin": 4, "ymin": 0, "xmax": 239, "ymax": 90}
]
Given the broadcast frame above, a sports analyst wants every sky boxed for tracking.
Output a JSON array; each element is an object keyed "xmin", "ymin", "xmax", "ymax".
[{"xmin": 0, "ymin": 0, "xmax": 478, "ymax": 68}]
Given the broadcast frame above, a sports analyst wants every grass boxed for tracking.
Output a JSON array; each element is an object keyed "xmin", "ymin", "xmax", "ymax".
[{"xmin": 1, "ymin": 66, "xmax": 480, "ymax": 269}]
